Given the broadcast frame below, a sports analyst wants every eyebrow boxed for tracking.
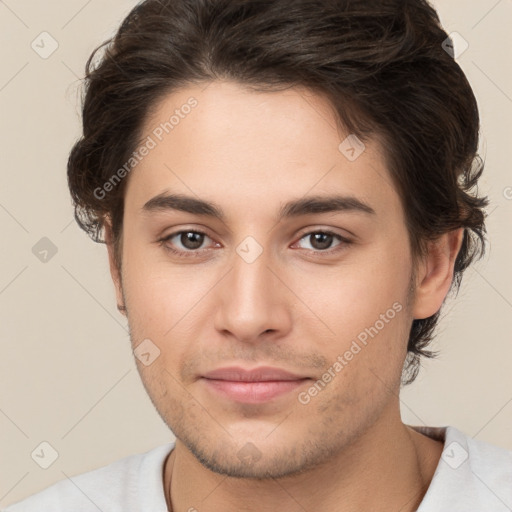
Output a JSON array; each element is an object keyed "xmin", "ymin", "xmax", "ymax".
[{"xmin": 141, "ymin": 192, "xmax": 376, "ymax": 221}]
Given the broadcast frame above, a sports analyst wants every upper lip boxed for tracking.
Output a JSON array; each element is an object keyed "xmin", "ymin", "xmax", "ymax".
[{"xmin": 202, "ymin": 366, "xmax": 309, "ymax": 382}]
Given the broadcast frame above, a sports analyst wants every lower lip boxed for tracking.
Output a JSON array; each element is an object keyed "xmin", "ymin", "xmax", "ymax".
[{"xmin": 202, "ymin": 378, "xmax": 310, "ymax": 403}]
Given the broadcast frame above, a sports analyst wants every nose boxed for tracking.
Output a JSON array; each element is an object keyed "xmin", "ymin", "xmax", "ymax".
[{"xmin": 213, "ymin": 245, "xmax": 293, "ymax": 343}]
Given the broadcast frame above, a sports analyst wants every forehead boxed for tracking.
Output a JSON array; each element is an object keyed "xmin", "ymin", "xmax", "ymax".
[{"xmin": 124, "ymin": 80, "xmax": 402, "ymax": 223}]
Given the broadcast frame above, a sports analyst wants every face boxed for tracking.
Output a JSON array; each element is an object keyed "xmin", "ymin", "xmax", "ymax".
[{"xmin": 110, "ymin": 80, "xmax": 420, "ymax": 478}]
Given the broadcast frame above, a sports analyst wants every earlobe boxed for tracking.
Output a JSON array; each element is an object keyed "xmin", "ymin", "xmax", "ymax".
[
  {"xmin": 104, "ymin": 219, "xmax": 126, "ymax": 317},
  {"xmin": 411, "ymin": 228, "xmax": 464, "ymax": 320}
]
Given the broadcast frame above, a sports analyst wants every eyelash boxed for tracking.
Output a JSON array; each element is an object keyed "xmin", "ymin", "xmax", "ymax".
[{"xmin": 157, "ymin": 229, "xmax": 352, "ymax": 259}]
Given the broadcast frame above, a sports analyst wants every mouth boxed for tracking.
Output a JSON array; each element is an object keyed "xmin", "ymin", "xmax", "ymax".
[{"xmin": 201, "ymin": 366, "xmax": 312, "ymax": 403}]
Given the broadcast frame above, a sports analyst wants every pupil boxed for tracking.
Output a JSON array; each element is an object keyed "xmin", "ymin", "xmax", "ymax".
[
  {"xmin": 182, "ymin": 232, "xmax": 203, "ymax": 249},
  {"xmin": 312, "ymin": 233, "xmax": 332, "ymax": 250}
]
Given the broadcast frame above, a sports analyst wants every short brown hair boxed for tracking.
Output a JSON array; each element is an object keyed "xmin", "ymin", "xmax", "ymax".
[{"xmin": 67, "ymin": 0, "xmax": 489, "ymax": 385}]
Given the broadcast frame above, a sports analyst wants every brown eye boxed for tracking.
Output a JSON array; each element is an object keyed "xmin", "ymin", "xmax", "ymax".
[
  {"xmin": 178, "ymin": 231, "xmax": 205, "ymax": 250},
  {"xmin": 309, "ymin": 232, "xmax": 335, "ymax": 250},
  {"xmin": 297, "ymin": 231, "xmax": 344, "ymax": 252},
  {"xmin": 161, "ymin": 230, "xmax": 211, "ymax": 253}
]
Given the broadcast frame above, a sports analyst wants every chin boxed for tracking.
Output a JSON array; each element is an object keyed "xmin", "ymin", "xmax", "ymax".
[{"xmin": 178, "ymin": 431, "xmax": 333, "ymax": 480}]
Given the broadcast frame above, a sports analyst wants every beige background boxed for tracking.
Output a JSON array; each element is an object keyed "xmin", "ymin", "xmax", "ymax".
[{"xmin": 1, "ymin": 0, "xmax": 511, "ymax": 507}]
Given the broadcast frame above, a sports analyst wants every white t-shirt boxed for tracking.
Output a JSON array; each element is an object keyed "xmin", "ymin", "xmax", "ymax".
[{"xmin": 3, "ymin": 425, "xmax": 511, "ymax": 511}]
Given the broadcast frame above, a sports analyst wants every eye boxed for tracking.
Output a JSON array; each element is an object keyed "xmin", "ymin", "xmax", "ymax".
[
  {"xmin": 294, "ymin": 230, "xmax": 351, "ymax": 253},
  {"xmin": 158, "ymin": 230, "xmax": 215, "ymax": 257}
]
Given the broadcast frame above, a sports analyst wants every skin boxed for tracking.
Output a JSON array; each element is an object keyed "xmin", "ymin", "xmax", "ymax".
[{"xmin": 105, "ymin": 80, "xmax": 463, "ymax": 511}]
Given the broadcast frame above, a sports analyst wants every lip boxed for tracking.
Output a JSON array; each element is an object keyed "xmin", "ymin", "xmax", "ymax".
[
  {"xmin": 202, "ymin": 366, "xmax": 307, "ymax": 381},
  {"xmin": 201, "ymin": 366, "xmax": 311, "ymax": 403}
]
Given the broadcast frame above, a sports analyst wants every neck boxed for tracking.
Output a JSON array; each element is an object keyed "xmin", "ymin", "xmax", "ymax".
[{"xmin": 163, "ymin": 415, "xmax": 443, "ymax": 512}]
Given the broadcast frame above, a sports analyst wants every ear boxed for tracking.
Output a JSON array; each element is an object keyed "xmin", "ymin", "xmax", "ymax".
[
  {"xmin": 104, "ymin": 219, "xmax": 126, "ymax": 317},
  {"xmin": 412, "ymin": 228, "xmax": 464, "ymax": 320}
]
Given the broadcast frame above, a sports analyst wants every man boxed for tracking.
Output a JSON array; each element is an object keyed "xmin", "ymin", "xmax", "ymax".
[{"xmin": 5, "ymin": 0, "xmax": 511, "ymax": 510}]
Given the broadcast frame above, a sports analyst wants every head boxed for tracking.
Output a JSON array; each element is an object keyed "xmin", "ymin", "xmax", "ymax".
[{"xmin": 68, "ymin": 0, "xmax": 488, "ymax": 478}]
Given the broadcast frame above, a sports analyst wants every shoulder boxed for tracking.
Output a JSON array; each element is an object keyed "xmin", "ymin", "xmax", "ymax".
[
  {"xmin": 417, "ymin": 425, "xmax": 512, "ymax": 511},
  {"xmin": 445, "ymin": 425, "xmax": 512, "ymax": 483},
  {"xmin": 2, "ymin": 443, "xmax": 174, "ymax": 512},
  {"xmin": 464, "ymin": 427, "xmax": 512, "ymax": 492}
]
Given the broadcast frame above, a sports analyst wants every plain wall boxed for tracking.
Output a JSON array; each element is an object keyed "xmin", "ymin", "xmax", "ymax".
[{"xmin": 1, "ymin": 0, "xmax": 511, "ymax": 507}]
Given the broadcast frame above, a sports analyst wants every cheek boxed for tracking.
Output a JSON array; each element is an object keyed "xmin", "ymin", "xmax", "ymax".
[
  {"xmin": 122, "ymin": 247, "xmax": 210, "ymax": 331},
  {"xmin": 299, "ymin": 306, "xmax": 409, "ymax": 424},
  {"xmin": 288, "ymin": 256, "xmax": 408, "ymax": 337},
  {"xmin": 288, "ymin": 254, "xmax": 410, "ymax": 389},
  {"xmin": 122, "ymin": 252, "xmax": 221, "ymax": 378}
]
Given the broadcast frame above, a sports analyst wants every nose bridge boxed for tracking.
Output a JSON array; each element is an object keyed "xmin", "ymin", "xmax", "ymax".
[
  {"xmin": 233, "ymin": 246, "xmax": 270, "ymax": 302},
  {"xmin": 214, "ymin": 239, "xmax": 289, "ymax": 340}
]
